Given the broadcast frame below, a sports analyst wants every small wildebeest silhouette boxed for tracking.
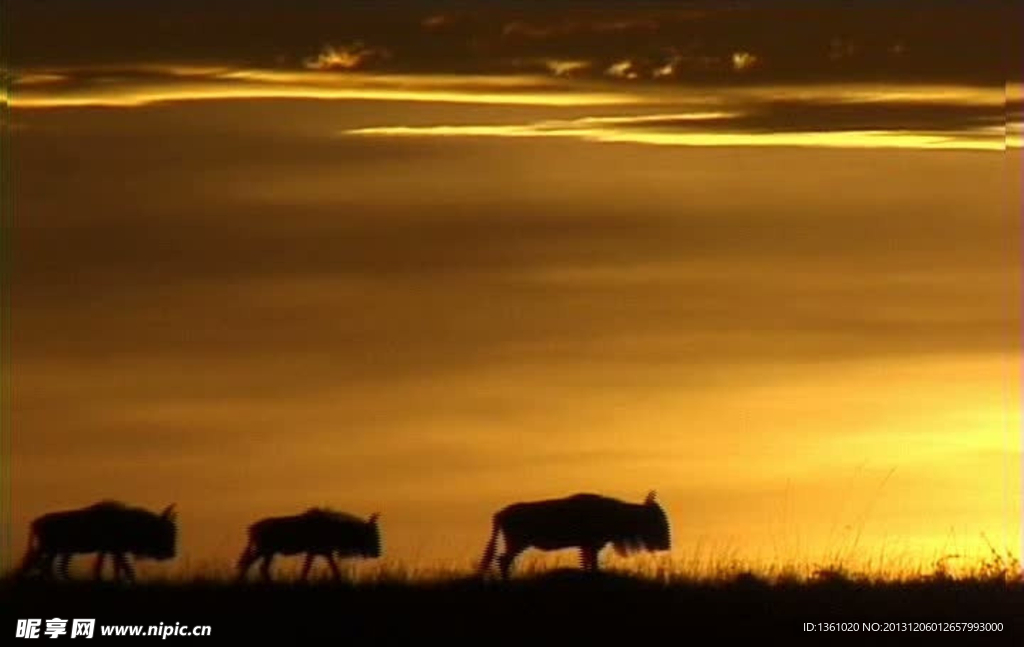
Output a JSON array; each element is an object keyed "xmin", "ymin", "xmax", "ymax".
[
  {"xmin": 17, "ymin": 500, "xmax": 178, "ymax": 582},
  {"xmin": 236, "ymin": 507, "xmax": 382, "ymax": 581},
  {"xmin": 478, "ymin": 490, "xmax": 671, "ymax": 579}
]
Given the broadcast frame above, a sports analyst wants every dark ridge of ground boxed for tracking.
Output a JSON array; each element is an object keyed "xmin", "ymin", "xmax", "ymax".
[{"xmin": 4, "ymin": 569, "xmax": 1024, "ymax": 642}]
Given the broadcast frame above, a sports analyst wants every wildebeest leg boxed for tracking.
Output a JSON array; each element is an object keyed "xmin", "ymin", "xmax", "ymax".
[
  {"xmin": 39, "ymin": 552, "xmax": 58, "ymax": 580},
  {"xmin": 259, "ymin": 554, "xmax": 274, "ymax": 581},
  {"xmin": 498, "ymin": 541, "xmax": 525, "ymax": 581},
  {"xmin": 111, "ymin": 553, "xmax": 125, "ymax": 582},
  {"xmin": 93, "ymin": 552, "xmax": 107, "ymax": 580},
  {"xmin": 15, "ymin": 544, "xmax": 42, "ymax": 580},
  {"xmin": 236, "ymin": 556, "xmax": 251, "ymax": 581},
  {"xmin": 236, "ymin": 546, "xmax": 259, "ymax": 581},
  {"xmin": 580, "ymin": 546, "xmax": 599, "ymax": 572},
  {"xmin": 58, "ymin": 553, "xmax": 73, "ymax": 579},
  {"xmin": 114, "ymin": 553, "xmax": 135, "ymax": 583},
  {"xmin": 326, "ymin": 554, "xmax": 342, "ymax": 581},
  {"xmin": 300, "ymin": 553, "xmax": 316, "ymax": 581}
]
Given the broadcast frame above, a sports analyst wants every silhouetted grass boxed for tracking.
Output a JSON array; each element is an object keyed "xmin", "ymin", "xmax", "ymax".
[{"xmin": 4, "ymin": 554, "xmax": 1023, "ymax": 641}]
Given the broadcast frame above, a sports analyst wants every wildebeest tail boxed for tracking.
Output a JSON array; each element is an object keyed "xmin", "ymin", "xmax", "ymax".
[
  {"xmin": 477, "ymin": 514, "xmax": 502, "ymax": 575},
  {"xmin": 15, "ymin": 522, "xmax": 42, "ymax": 578},
  {"xmin": 235, "ymin": 535, "xmax": 255, "ymax": 573}
]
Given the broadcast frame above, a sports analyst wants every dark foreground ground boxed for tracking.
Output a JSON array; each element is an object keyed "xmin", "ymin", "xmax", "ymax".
[{"xmin": 5, "ymin": 569, "xmax": 1024, "ymax": 642}]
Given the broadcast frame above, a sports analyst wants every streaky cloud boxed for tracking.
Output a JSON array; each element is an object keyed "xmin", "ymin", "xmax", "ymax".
[
  {"xmin": 342, "ymin": 109, "xmax": 1011, "ymax": 152},
  {"xmin": 9, "ymin": 67, "xmax": 647, "ymax": 109},
  {"xmin": 10, "ymin": 60, "xmax": 1006, "ymax": 110},
  {"xmin": 345, "ymin": 123, "xmax": 1004, "ymax": 151}
]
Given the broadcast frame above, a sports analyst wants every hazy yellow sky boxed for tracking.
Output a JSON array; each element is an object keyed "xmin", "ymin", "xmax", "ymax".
[{"xmin": 5, "ymin": 0, "xmax": 1021, "ymax": 579}]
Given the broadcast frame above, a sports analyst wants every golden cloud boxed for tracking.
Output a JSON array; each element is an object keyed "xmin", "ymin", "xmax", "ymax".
[
  {"xmin": 544, "ymin": 59, "xmax": 593, "ymax": 77},
  {"xmin": 302, "ymin": 42, "xmax": 391, "ymax": 71}
]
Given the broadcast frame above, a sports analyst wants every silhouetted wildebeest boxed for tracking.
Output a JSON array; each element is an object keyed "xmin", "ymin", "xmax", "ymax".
[
  {"xmin": 17, "ymin": 500, "xmax": 178, "ymax": 582},
  {"xmin": 237, "ymin": 507, "xmax": 382, "ymax": 581},
  {"xmin": 478, "ymin": 491, "xmax": 671, "ymax": 579}
]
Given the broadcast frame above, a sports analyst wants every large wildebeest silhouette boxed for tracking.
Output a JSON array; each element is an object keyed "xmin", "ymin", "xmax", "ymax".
[
  {"xmin": 17, "ymin": 500, "xmax": 178, "ymax": 582},
  {"xmin": 478, "ymin": 491, "xmax": 671, "ymax": 579},
  {"xmin": 237, "ymin": 507, "xmax": 382, "ymax": 581}
]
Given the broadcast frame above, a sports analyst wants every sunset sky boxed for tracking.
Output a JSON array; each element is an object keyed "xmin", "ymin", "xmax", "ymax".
[{"xmin": 5, "ymin": 1, "xmax": 1022, "ymax": 578}]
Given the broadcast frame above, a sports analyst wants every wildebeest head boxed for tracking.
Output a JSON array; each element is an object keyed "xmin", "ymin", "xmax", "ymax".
[
  {"xmin": 612, "ymin": 490, "xmax": 671, "ymax": 556},
  {"xmin": 131, "ymin": 503, "xmax": 178, "ymax": 560},
  {"xmin": 639, "ymin": 491, "xmax": 671, "ymax": 551},
  {"xmin": 359, "ymin": 512, "xmax": 382, "ymax": 558},
  {"xmin": 303, "ymin": 508, "xmax": 382, "ymax": 559}
]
